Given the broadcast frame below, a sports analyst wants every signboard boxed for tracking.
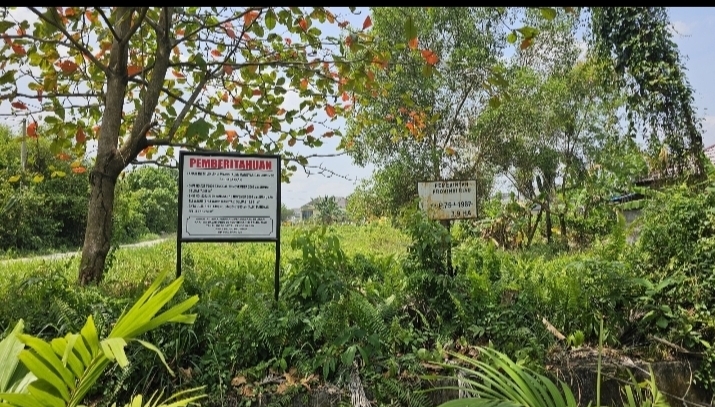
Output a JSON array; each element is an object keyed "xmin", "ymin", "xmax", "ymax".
[
  {"xmin": 178, "ymin": 152, "xmax": 281, "ymax": 241},
  {"xmin": 417, "ymin": 180, "xmax": 477, "ymax": 220}
]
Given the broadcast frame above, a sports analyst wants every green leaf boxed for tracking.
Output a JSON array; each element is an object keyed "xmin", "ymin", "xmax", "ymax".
[
  {"xmin": 404, "ymin": 16, "xmax": 417, "ymax": 42},
  {"xmin": 0, "ymin": 320, "xmax": 26, "ymax": 392},
  {"xmin": 488, "ymin": 96, "xmax": 501, "ymax": 108},
  {"xmin": 0, "ymin": 20, "xmax": 15, "ymax": 33},
  {"xmin": 0, "ymin": 70, "xmax": 15, "ymax": 85},
  {"xmin": 8, "ymin": 175, "xmax": 21, "ymax": 183},
  {"xmin": 32, "ymin": 175, "xmax": 44, "ymax": 183},
  {"xmin": 100, "ymin": 338, "xmax": 129, "ymax": 368},
  {"xmin": 134, "ymin": 339, "xmax": 174, "ymax": 376},
  {"xmin": 506, "ymin": 32, "xmax": 517, "ymax": 44},
  {"xmin": 184, "ymin": 118, "xmax": 211, "ymax": 139},
  {"xmin": 265, "ymin": 10, "xmax": 277, "ymax": 30},
  {"xmin": 656, "ymin": 317, "xmax": 668, "ymax": 329},
  {"xmin": 540, "ymin": 7, "xmax": 557, "ymax": 21},
  {"xmin": 516, "ymin": 26, "xmax": 539, "ymax": 39}
]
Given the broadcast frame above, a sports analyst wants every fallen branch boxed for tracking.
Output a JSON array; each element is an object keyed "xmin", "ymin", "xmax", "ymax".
[{"xmin": 541, "ymin": 316, "xmax": 566, "ymax": 341}]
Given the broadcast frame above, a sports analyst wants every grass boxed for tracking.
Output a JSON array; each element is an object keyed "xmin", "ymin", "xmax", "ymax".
[{"xmin": 0, "ymin": 223, "xmax": 410, "ymax": 288}]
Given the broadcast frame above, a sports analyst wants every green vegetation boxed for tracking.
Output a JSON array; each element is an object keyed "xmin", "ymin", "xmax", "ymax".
[
  {"xmin": 4, "ymin": 179, "xmax": 715, "ymax": 405},
  {"xmin": 0, "ymin": 6, "xmax": 711, "ymax": 407},
  {"xmin": 0, "ymin": 124, "xmax": 178, "ymax": 258}
]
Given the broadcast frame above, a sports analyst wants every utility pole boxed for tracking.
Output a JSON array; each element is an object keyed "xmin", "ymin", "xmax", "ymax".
[{"xmin": 20, "ymin": 118, "xmax": 27, "ymax": 171}]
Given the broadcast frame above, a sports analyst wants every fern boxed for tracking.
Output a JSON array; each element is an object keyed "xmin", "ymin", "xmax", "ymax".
[{"xmin": 377, "ymin": 377, "xmax": 429, "ymax": 407}]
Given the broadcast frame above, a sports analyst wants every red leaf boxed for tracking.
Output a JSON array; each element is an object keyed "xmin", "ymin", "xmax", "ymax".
[
  {"xmin": 2, "ymin": 34, "xmax": 11, "ymax": 45},
  {"xmin": 211, "ymin": 49, "xmax": 221, "ymax": 58},
  {"xmin": 338, "ymin": 21, "xmax": 349, "ymax": 28},
  {"xmin": 37, "ymin": 89, "xmax": 43, "ymax": 103},
  {"xmin": 92, "ymin": 125, "xmax": 100, "ymax": 134},
  {"xmin": 277, "ymin": 108, "xmax": 286, "ymax": 115},
  {"xmin": 172, "ymin": 70, "xmax": 185, "ymax": 78},
  {"xmin": 252, "ymin": 89, "xmax": 262, "ymax": 96},
  {"xmin": 223, "ymin": 64, "xmax": 233, "ymax": 75},
  {"xmin": 16, "ymin": 27, "xmax": 26, "ymax": 36},
  {"xmin": 127, "ymin": 65, "xmax": 141, "ymax": 76},
  {"xmin": 76, "ymin": 127, "xmax": 86, "ymax": 144},
  {"xmin": 288, "ymin": 137, "xmax": 296, "ymax": 147},
  {"xmin": 175, "ymin": 28, "xmax": 185, "ymax": 36},
  {"xmin": 11, "ymin": 101, "xmax": 27, "ymax": 110},
  {"xmin": 345, "ymin": 35, "xmax": 353, "ymax": 48},
  {"xmin": 421, "ymin": 49, "xmax": 439, "ymax": 66},
  {"xmin": 58, "ymin": 60, "xmax": 79, "ymax": 74},
  {"xmin": 27, "ymin": 122, "xmax": 38, "ymax": 138},
  {"xmin": 298, "ymin": 18, "xmax": 308, "ymax": 31},
  {"xmin": 326, "ymin": 11, "xmax": 335, "ymax": 24},
  {"xmin": 57, "ymin": 152, "xmax": 70, "ymax": 161},
  {"xmin": 300, "ymin": 78, "xmax": 308, "ymax": 90},
  {"xmin": 72, "ymin": 166, "xmax": 87, "ymax": 174},
  {"xmin": 11, "ymin": 43, "xmax": 26, "ymax": 56},
  {"xmin": 325, "ymin": 105, "xmax": 336, "ymax": 118},
  {"xmin": 323, "ymin": 131, "xmax": 334, "ymax": 138},
  {"xmin": 408, "ymin": 37, "xmax": 419, "ymax": 50},
  {"xmin": 520, "ymin": 38, "xmax": 533, "ymax": 50},
  {"xmin": 85, "ymin": 10, "xmax": 97, "ymax": 23},
  {"xmin": 285, "ymin": 37, "xmax": 292, "ymax": 46},
  {"xmin": 362, "ymin": 16, "xmax": 372, "ymax": 30},
  {"xmin": 226, "ymin": 27, "xmax": 237, "ymax": 39},
  {"xmin": 244, "ymin": 11, "xmax": 259, "ymax": 26},
  {"xmin": 306, "ymin": 124, "xmax": 314, "ymax": 133},
  {"xmin": 342, "ymin": 91, "xmax": 350, "ymax": 102},
  {"xmin": 226, "ymin": 129, "xmax": 238, "ymax": 142}
]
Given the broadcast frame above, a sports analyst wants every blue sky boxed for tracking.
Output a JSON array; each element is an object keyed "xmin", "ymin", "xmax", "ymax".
[{"xmin": 1, "ymin": 7, "xmax": 713, "ymax": 209}]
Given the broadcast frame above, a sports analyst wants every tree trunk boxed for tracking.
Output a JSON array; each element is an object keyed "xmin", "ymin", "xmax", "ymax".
[
  {"xmin": 545, "ymin": 203, "xmax": 552, "ymax": 244},
  {"xmin": 559, "ymin": 213, "xmax": 567, "ymax": 245},
  {"xmin": 78, "ymin": 167, "xmax": 119, "ymax": 285}
]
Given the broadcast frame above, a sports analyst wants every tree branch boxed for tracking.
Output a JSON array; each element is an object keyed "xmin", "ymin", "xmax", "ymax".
[
  {"xmin": 15, "ymin": 92, "xmax": 99, "ymax": 99},
  {"xmin": 122, "ymin": 7, "xmax": 150, "ymax": 46},
  {"xmin": 96, "ymin": 8, "xmax": 121, "ymax": 42},
  {"xmin": 118, "ymin": 7, "xmax": 174, "ymax": 166},
  {"xmin": 130, "ymin": 159, "xmax": 177, "ymax": 168},
  {"xmin": 145, "ymin": 140, "xmax": 209, "ymax": 151},
  {"xmin": 27, "ymin": 7, "xmax": 109, "ymax": 73},
  {"xmin": 163, "ymin": 75, "xmax": 209, "ymax": 142}
]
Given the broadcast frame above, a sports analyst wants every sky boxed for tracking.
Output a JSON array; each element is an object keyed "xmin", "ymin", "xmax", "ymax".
[{"xmin": 1, "ymin": 7, "xmax": 714, "ymax": 209}]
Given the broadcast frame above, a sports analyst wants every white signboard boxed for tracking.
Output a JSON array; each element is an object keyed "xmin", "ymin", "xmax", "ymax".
[
  {"xmin": 417, "ymin": 180, "xmax": 477, "ymax": 220},
  {"xmin": 179, "ymin": 153, "xmax": 280, "ymax": 241}
]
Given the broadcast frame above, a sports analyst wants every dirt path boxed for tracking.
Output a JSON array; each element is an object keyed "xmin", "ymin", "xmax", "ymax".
[{"xmin": 0, "ymin": 237, "xmax": 171, "ymax": 265}]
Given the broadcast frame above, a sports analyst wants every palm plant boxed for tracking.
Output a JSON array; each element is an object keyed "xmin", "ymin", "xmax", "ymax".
[
  {"xmin": 430, "ymin": 319, "xmax": 669, "ymax": 407},
  {"xmin": 0, "ymin": 269, "xmax": 205, "ymax": 407}
]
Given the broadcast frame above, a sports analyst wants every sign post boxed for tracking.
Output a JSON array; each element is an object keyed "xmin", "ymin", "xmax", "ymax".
[
  {"xmin": 417, "ymin": 180, "xmax": 478, "ymax": 275},
  {"xmin": 177, "ymin": 151, "xmax": 282, "ymax": 301}
]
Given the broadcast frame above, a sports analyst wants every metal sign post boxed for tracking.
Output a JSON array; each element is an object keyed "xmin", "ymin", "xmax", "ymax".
[{"xmin": 177, "ymin": 151, "xmax": 282, "ymax": 301}]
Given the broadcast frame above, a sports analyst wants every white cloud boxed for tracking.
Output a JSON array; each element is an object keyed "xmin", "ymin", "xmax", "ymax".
[{"xmin": 670, "ymin": 20, "xmax": 694, "ymax": 36}]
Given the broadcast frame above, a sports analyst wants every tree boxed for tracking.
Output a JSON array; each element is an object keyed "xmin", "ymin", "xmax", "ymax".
[
  {"xmin": 313, "ymin": 195, "xmax": 343, "ymax": 224},
  {"xmin": 0, "ymin": 124, "xmax": 89, "ymax": 251},
  {"xmin": 590, "ymin": 7, "xmax": 704, "ymax": 177},
  {"xmin": 280, "ymin": 203, "xmax": 294, "ymax": 222},
  {"xmin": 0, "ymin": 7, "xmax": 388, "ymax": 284},
  {"xmin": 344, "ymin": 7, "xmax": 507, "ymax": 218}
]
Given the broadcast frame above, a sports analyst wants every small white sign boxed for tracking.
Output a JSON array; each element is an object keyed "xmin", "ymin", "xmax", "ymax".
[
  {"xmin": 179, "ymin": 153, "xmax": 280, "ymax": 240},
  {"xmin": 417, "ymin": 180, "xmax": 477, "ymax": 220}
]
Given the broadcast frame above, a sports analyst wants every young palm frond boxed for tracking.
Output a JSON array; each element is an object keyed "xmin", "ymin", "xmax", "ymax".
[{"xmin": 0, "ymin": 269, "xmax": 204, "ymax": 407}]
